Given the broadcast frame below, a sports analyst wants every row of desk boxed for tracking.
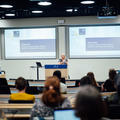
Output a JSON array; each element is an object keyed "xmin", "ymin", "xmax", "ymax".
[
  {"xmin": 0, "ymin": 78, "xmax": 115, "ymax": 119},
  {"xmin": 0, "ymin": 92, "xmax": 116, "ymax": 119},
  {"xmin": 0, "ymin": 93, "xmax": 74, "ymax": 119},
  {"xmin": 10, "ymin": 87, "xmax": 80, "ymax": 94},
  {"xmin": 7, "ymin": 80, "xmax": 76, "ymax": 87}
]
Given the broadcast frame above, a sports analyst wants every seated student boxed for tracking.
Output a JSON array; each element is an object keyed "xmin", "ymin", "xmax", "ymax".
[
  {"xmin": 53, "ymin": 70, "xmax": 67, "ymax": 93},
  {"xmin": 75, "ymin": 85, "xmax": 109, "ymax": 120},
  {"xmin": 75, "ymin": 75, "xmax": 93, "ymax": 88},
  {"xmin": 87, "ymin": 72, "xmax": 101, "ymax": 91},
  {"xmin": 108, "ymin": 72, "xmax": 120, "ymax": 103},
  {"xmin": 103, "ymin": 69, "xmax": 117, "ymax": 92},
  {"xmin": 87, "ymin": 72, "xmax": 99, "ymax": 87},
  {"xmin": 31, "ymin": 76, "xmax": 71, "ymax": 118},
  {"xmin": 10, "ymin": 77, "xmax": 35, "ymax": 102},
  {"xmin": 80, "ymin": 76, "xmax": 93, "ymax": 86}
]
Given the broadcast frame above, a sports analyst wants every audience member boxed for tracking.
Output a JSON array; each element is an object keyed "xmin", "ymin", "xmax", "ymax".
[
  {"xmin": 108, "ymin": 71, "xmax": 120, "ymax": 103},
  {"xmin": 87, "ymin": 72, "xmax": 101, "ymax": 91},
  {"xmin": 75, "ymin": 75, "xmax": 93, "ymax": 87},
  {"xmin": 31, "ymin": 76, "xmax": 71, "ymax": 118},
  {"xmin": 103, "ymin": 69, "xmax": 117, "ymax": 92},
  {"xmin": 80, "ymin": 76, "xmax": 93, "ymax": 86},
  {"xmin": 10, "ymin": 77, "xmax": 35, "ymax": 102},
  {"xmin": 87, "ymin": 72, "xmax": 99, "ymax": 87},
  {"xmin": 75, "ymin": 85, "xmax": 109, "ymax": 120},
  {"xmin": 53, "ymin": 70, "xmax": 67, "ymax": 93}
]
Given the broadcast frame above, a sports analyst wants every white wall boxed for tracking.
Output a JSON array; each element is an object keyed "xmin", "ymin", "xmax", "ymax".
[{"xmin": 0, "ymin": 16, "xmax": 120, "ymax": 81}]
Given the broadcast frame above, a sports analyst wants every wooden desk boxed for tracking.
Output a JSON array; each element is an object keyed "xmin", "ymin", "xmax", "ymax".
[
  {"xmin": 0, "ymin": 92, "xmax": 116, "ymax": 108},
  {"xmin": 8, "ymin": 80, "xmax": 76, "ymax": 87},
  {"xmin": 8, "ymin": 80, "xmax": 44, "ymax": 87},
  {"xmin": 0, "ymin": 92, "xmax": 116, "ymax": 118},
  {"xmin": 0, "ymin": 103, "xmax": 33, "ymax": 119},
  {"xmin": 5, "ymin": 114, "xmax": 30, "ymax": 118},
  {"xmin": 101, "ymin": 92, "xmax": 116, "ymax": 96},
  {"xmin": 0, "ymin": 103, "xmax": 33, "ymax": 109}
]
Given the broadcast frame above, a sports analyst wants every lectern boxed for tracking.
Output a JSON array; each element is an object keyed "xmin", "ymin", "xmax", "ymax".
[
  {"xmin": 45, "ymin": 64, "xmax": 68, "ymax": 79},
  {"xmin": 30, "ymin": 62, "xmax": 42, "ymax": 80},
  {"xmin": 36, "ymin": 62, "xmax": 42, "ymax": 80}
]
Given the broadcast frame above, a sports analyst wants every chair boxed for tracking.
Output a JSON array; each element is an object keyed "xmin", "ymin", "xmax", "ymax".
[
  {"xmin": 8, "ymin": 100, "xmax": 34, "ymax": 103},
  {"xmin": 108, "ymin": 104, "xmax": 120, "ymax": 119},
  {"xmin": 75, "ymin": 80, "xmax": 80, "ymax": 87},
  {"xmin": 0, "ymin": 86, "xmax": 11, "ymax": 94},
  {"xmin": 61, "ymin": 78, "xmax": 65, "ymax": 84},
  {"xmin": 0, "ymin": 78, "xmax": 11, "ymax": 94},
  {"xmin": 26, "ymin": 86, "xmax": 43, "ymax": 95},
  {"xmin": 0, "ymin": 78, "xmax": 8, "ymax": 86}
]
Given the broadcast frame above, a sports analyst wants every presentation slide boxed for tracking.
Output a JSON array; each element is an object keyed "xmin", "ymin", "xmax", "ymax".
[
  {"xmin": 69, "ymin": 25, "xmax": 120, "ymax": 58},
  {"xmin": 4, "ymin": 28, "xmax": 56, "ymax": 59}
]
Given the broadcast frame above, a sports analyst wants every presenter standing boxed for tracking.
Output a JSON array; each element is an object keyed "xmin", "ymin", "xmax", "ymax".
[{"xmin": 58, "ymin": 54, "xmax": 68, "ymax": 65}]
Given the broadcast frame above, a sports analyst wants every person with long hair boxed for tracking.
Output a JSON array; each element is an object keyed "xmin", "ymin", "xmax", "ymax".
[
  {"xmin": 53, "ymin": 70, "xmax": 67, "ymax": 93},
  {"xmin": 87, "ymin": 72, "xmax": 99, "ymax": 87},
  {"xmin": 103, "ymin": 69, "xmax": 117, "ymax": 92},
  {"xmin": 108, "ymin": 71, "xmax": 120, "ymax": 103},
  {"xmin": 31, "ymin": 76, "xmax": 71, "ymax": 118}
]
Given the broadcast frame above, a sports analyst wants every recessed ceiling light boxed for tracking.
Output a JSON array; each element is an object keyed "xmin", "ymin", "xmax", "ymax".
[
  {"xmin": 5, "ymin": 13, "xmax": 15, "ymax": 16},
  {"xmin": 2, "ymin": 16, "xmax": 5, "ymax": 19},
  {"xmin": 74, "ymin": 9, "xmax": 78, "ymax": 12},
  {"xmin": 0, "ymin": 5, "xmax": 13, "ymax": 8},
  {"xmin": 38, "ymin": 1, "xmax": 52, "ymax": 6},
  {"xmin": 66, "ymin": 9, "xmax": 73, "ymax": 12},
  {"xmin": 32, "ymin": 10, "xmax": 43, "ymax": 13},
  {"xmin": 81, "ymin": 0, "xmax": 95, "ymax": 4}
]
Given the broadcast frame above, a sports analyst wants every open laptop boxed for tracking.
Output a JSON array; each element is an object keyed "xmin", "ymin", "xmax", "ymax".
[{"xmin": 54, "ymin": 108, "xmax": 80, "ymax": 120}]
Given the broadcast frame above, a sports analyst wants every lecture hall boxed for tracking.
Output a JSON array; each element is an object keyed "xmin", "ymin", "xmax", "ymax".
[{"xmin": 0, "ymin": 0, "xmax": 120, "ymax": 120}]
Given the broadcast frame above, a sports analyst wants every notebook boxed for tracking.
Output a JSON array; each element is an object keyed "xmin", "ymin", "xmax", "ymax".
[{"xmin": 54, "ymin": 108, "xmax": 80, "ymax": 120}]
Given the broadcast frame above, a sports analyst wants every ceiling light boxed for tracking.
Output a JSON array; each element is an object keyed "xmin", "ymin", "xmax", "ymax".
[
  {"xmin": 0, "ymin": 5, "xmax": 13, "ymax": 8},
  {"xmin": 74, "ymin": 9, "xmax": 78, "ymax": 12},
  {"xmin": 38, "ymin": 1, "xmax": 52, "ymax": 6},
  {"xmin": 5, "ymin": 13, "xmax": 15, "ymax": 16},
  {"xmin": 66, "ymin": 9, "xmax": 73, "ymax": 12},
  {"xmin": 81, "ymin": 0, "xmax": 95, "ymax": 4},
  {"xmin": 32, "ymin": 10, "xmax": 43, "ymax": 13},
  {"xmin": 2, "ymin": 16, "xmax": 5, "ymax": 19}
]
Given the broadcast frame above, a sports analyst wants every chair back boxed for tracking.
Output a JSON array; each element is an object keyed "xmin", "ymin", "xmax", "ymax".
[
  {"xmin": 108, "ymin": 104, "xmax": 120, "ymax": 119},
  {"xmin": 0, "ymin": 78, "xmax": 8, "ymax": 86},
  {"xmin": 8, "ymin": 100, "xmax": 34, "ymax": 103},
  {"xmin": 26, "ymin": 86, "xmax": 43, "ymax": 94},
  {"xmin": 0, "ymin": 86, "xmax": 11, "ymax": 94}
]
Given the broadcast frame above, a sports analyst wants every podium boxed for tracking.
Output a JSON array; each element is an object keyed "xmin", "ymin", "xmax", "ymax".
[{"xmin": 45, "ymin": 64, "xmax": 68, "ymax": 79}]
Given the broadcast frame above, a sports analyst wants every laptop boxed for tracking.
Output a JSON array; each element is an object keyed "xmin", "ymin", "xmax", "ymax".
[{"xmin": 54, "ymin": 108, "xmax": 80, "ymax": 120}]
